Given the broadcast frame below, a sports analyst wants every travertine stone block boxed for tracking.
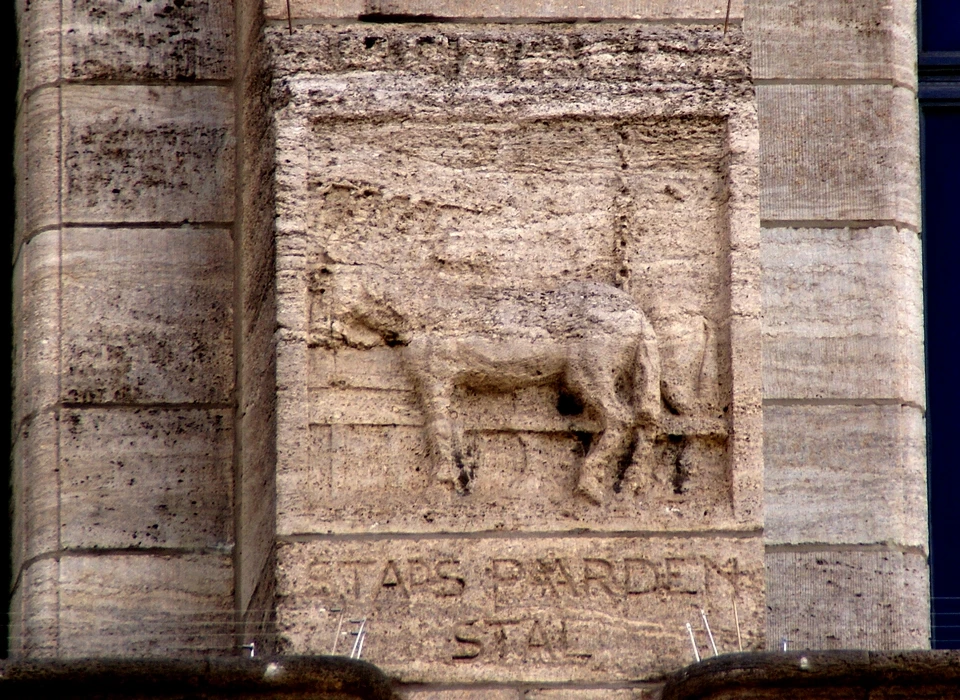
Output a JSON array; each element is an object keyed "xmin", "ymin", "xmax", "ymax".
[
  {"xmin": 59, "ymin": 408, "xmax": 234, "ymax": 550},
  {"xmin": 762, "ymin": 227, "xmax": 923, "ymax": 402},
  {"xmin": 271, "ymin": 23, "xmax": 761, "ymax": 682},
  {"xmin": 764, "ymin": 405, "xmax": 927, "ymax": 548},
  {"xmin": 16, "ymin": 88, "xmax": 60, "ymax": 239},
  {"xmin": 16, "ymin": 0, "xmax": 60, "ymax": 97},
  {"xmin": 276, "ymin": 537, "xmax": 764, "ymax": 682},
  {"xmin": 12, "ymin": 413, "xmax": 60, "ymax": 578},
  {"xmin": 13, "ymin": 231, "xmax": 60, "ymax": 425},
  {"xmin": 62, "ymin": 0, "xmax": 234, "ymax": 81},
  {"xmin": 265, "ymin": 0, "xmax": 745, "ymax": 20},
  {"xmin": 57, "ymin": 553, "xmax": 234, "ymax": 657},
  {"xmin": 59, "ymin": 227, "xmax": 234, "ymax": 404},
  {"xmin": 766, "ymin": 550, "xmax": 930, "ymax": 651},
  {"xmin": 401, "ymin": 691, "xmax": 520, "ymax": 700},
  {"xmin": 10, "ymin": 559, "xmax": 60, "ymax": 658},
  {"xmin": 61, "ymin": 85, "xmax": 235, "ymax": 224},
  {"xmin": 524, "ymin": 689, "xmax": 657, "ymax": 699},
  {"xmin": 758, "ymin": 85, "xmax": 920, "ymax": 227},
  {"xmin": 748, "ymin": 0, "xmax": 917, "ymax": 87}
]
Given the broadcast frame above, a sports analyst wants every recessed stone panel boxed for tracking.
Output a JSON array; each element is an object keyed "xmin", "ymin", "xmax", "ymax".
[
  {"xmin": 762, "ymin": 227, "xmax": 923, "ymax": 403},
  {"xmin": 60, "ymin": 85, "xmax": 235, "ymax": 225},
  {"xmin": 271, "ymin": 23, "xmax": 761, "ymax": 682},
  {"xmin": 764, "ymin": 404, "xmax": 927, "ymax": 548},
  {"xmin": 59, "ymin": 407, "xmax": 234, "ymax": 550},
  {"xmin": 758, "ymin": 85, "xmax": 920, "ymax": 227},
  {"xmin": 747, "ymin": 0, "xmax": 916, "ymax": 87},
  {"xmin": 62, "ymin": 0, "xmax": 234, "ymax": 81},
  {"xmin": 57, "ymin": 553, "xmax": 235, "ymax": 658},
  {"xmin": 60, "ymin": 227, "xmax": 234, "ymax": 405},
  {"xmin": 265, "ymin": 0, "xmax": 745, "ymax": 21},
  {"xmin": 766, "ymin": 549, "xmax": 930, "ymax": 652},
  {"xmin": 276, "ymin": 537, "xmax": 764, "ymax": 682}
]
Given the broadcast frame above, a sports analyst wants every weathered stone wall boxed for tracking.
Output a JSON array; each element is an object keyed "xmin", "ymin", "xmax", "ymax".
[
  {"xmin": 12, "ymin": 0, "xmax": 237, "ymax": 656},
  {"xmin": 747, "ymin": 0, "xmax": 928, "ymax": 652},
  {"xmin": 10, "ymin": 0, "xmax": 928, "ymax": 696}
]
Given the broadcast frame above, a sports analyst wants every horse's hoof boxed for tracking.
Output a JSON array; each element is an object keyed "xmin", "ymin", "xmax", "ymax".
[{"xmin": 575, "ymin": 475, "xmax": 605, "ymax": 505}]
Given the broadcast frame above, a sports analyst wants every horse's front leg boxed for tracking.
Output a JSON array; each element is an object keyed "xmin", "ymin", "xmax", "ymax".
[{"xmin": 404, "ymin": 340, "xmax": 471, "ymax": 493}]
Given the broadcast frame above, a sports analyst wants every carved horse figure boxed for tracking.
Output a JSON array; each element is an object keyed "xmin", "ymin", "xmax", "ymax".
[{"xmin": 316, "ymin": 269, "xmax": 661, "ymax": 504}]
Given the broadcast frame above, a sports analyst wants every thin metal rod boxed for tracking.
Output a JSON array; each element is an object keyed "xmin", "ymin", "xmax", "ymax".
[
  {"xmin": 686, "ymin": 622, "xmax": 701, "ymax": 663},
  {"xmin": 286, "ymin": 0, "xmax": 293, "ymax": 35},
  {"xmin": 734, "ymin": 599, "xmax": 743, "ymax": 652},
  {"xmin": 331, "ymin": 609, "xmax": 344, "ymax": 655},
  {"xmin": 700, "ymin": 609, "xmax": 719, "ymax": 656},
  {"xmin": 350, "ymin": 618, "xmax": 367, "ymax": 659},
  {"xmin": 356, "ymin": 630, "xmax": 366, "ymax": 659},
  {"xmin": 723, "ymin": 0, "xmax": 732, "ymax": 35}
]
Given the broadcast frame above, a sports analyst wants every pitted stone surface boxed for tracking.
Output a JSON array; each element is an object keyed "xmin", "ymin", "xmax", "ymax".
[
  {"xmin": 276, "ymin": 537, "xmax": 764, "ymax": 682},
  {"xmin": 270, "ymin": 23, "xmax": 761, "ymax": 682}
]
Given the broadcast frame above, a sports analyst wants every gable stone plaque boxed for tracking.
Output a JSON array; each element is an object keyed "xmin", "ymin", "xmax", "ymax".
[{"xmin": 268, "ymin": 23, "xmax": 762, "ymax": 682}]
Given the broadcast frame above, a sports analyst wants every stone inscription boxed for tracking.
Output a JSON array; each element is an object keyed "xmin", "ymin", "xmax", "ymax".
[{"xmin": 276, "ymin": 537, "xmax": 764, "ymax": 682}]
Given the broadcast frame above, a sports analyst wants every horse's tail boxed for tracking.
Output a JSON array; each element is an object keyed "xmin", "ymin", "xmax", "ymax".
[{"xmin": 634, "ymin": 313, "xmax": 661, "ymax": 426}]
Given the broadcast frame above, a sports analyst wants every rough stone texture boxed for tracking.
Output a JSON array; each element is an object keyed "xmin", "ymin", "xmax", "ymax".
[
  {"xmin": 400, "ymin": 690, "xmax": 520, "ymax": 700},
  {"xmin": 61, "ymin": 0, "xmax": 235, "ymax": 82},
  {"xmin": 0, "ymin": 658, "xmax": 398, "ymax": 700},
  {"xmin": 747, "ymin": 0, "xmax": 917, "ymax": 87},
  {"xmin": 12, "ymin": 231, "xmax": 60, "ymax": 426},
  {"xmin": 55, "ymin": 554, "xmax": 235, "ymax": 657},
  {"xmin": 60, "ymin": 85, "xmax": 235, "ymax": 225},
  {"xmin": 16, "ymin": 0, "xmax": 60, "ymax": 98},
  {"xmin": 59, "ymin": 227, "xmax": 235, "ymax": 405},
  {"xmin": 758, "ymin": 85, "xmax": 920, "ymax": 227},
  {"xmin": 662, "ymin": 651, "xmax": 960, "ymax": 700},
  {"xmin": 10, "ymin": 560, "xmax": 60, "ymax": 658},
  {"xmin": 276, "ymin": 537, "xmax": 764, "ymax": 682},
  {"xmin": 523, "ymin": 689, "xmax": 658, "ymax": 699},
  {"xmin": 764, "ymin": 405, "xmax": 927, "ymax": 548},
  {"xmin": 765, "ymin": 550, "xmax": 930, "ymax": 651},
  {"xmin": 16, "ymin": 88, "xmax": 60, "ymax": 241},
  {"xmin": 236, "ymin": 0, "xmax": 280, "ymax": 636},
  {"xmin": 11, "ymin": 413, "xmax": 59, "ymax": 577},
  {"xmin": 762, "ymin": 227, "xmax": 924, "ymax": 403},
  {"xmin": 269, "ymin": 25, "xmax": 761, "ymax": 683},
  {"xmin": 59, "ymin": 408, "xmax": 234, "ymax": 550},
  {"xmin": 265, "ymin": 0, "xmax": 745, "ymax": 20}
]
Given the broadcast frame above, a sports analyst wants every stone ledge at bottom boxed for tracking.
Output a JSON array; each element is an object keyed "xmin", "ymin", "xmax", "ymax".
[
  {"xmin": 662, "ymin": 650, "xmax": 960, "ymax": 699},
  {"xmin": 0, "ymin": 657, "xmax": 397, "ymax": 700}
]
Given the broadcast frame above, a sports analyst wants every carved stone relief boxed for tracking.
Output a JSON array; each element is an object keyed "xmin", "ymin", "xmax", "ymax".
[{"xmin": 270, "ymin": 23, "xmax": 761, "ymax": 681}]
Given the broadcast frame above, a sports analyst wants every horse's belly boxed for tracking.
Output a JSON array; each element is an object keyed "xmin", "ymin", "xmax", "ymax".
[{"xmin": 455, "ymin": 338, "xmax": 566, "ymax": 388}]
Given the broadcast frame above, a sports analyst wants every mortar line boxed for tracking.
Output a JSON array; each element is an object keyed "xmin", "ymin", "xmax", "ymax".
[
  {"xmin": 22, "ymin": 79, "xmax": 234, "ymax": 102},
  {"xmin": 754, "ymin": 78, "xmax": 910, "ymax": 88},
  {"xmin": 278, "ymin": 528, "xmax": 763, "ymax": 543},
  {"xmin": 266, "ymin": 17, "xmax": 744, "ymax": 27},
  {"xmin": 766, "ymin": 543, "xmax": 928, "ymax": 556},
  {"xmin": 760, "ymin": 219, "xmax": 919, "ymax": 232},
  {"xmin": 57, "ymin": 401, "xmax": 235, "ymax": 411},
  {"xmin": 21, "ymin": 547, "xmax": 236, "ymax": 571},
  {"xmin": 60, "ymin": 221, "xmax": 234, "ymax": 230},
  {"xmin": 763, "ymin": 399, "xmax": 924, "ymax": 411}
]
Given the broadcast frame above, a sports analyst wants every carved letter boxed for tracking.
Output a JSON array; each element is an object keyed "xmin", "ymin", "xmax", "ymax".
[
  {"xmin": 452, "ymin": 620, "xmax": 483, "ymax": 660},
  {"xmin": 436, "ymin": 559, "xmax": 466, "ymax": 597},
  {"xmin": 583, "ymin": 558, "xmax": 619, "ymax": 598},
  {"xmin": 624, "ymin": 558, "xmax": 659, "ymax": 594}
]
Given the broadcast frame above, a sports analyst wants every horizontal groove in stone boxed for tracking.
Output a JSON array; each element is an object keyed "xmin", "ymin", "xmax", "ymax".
[
  {"xmin": 22, "ymin": 79, "xmax": 234, "ymax": 101},
  {"xmin": 763, "ymin": 398, "xmax": 923, "ymax": 409},
  {"xmin": 20, "ymin": 547, "xmax": 235, "ymax": 571},
  {"xmin": 761, "ymin": 219, "xmax": 919, "ymax": 232},
  {"xmin": 268, "ymin": 17, "xmax": 744, "ymax": 26},
  {"xmin": 60, "ymin": 221, "xmax": 235, "ymax": 230},
  {"xmin": 765, "ymin": 543, "xmax": 928, "ymax": 556},
  {"xmin": 58, "ymin": 402, "xmax": 235, "ymax": 411},
  {"xmin": 279, "ymin": 529, "xmax": 763, "ymax": 543}
]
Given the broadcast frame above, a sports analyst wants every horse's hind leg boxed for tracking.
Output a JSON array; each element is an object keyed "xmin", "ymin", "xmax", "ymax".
[{"xmin": 565, "ymin": 343, "xmax": 636, "ymax": 504}]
